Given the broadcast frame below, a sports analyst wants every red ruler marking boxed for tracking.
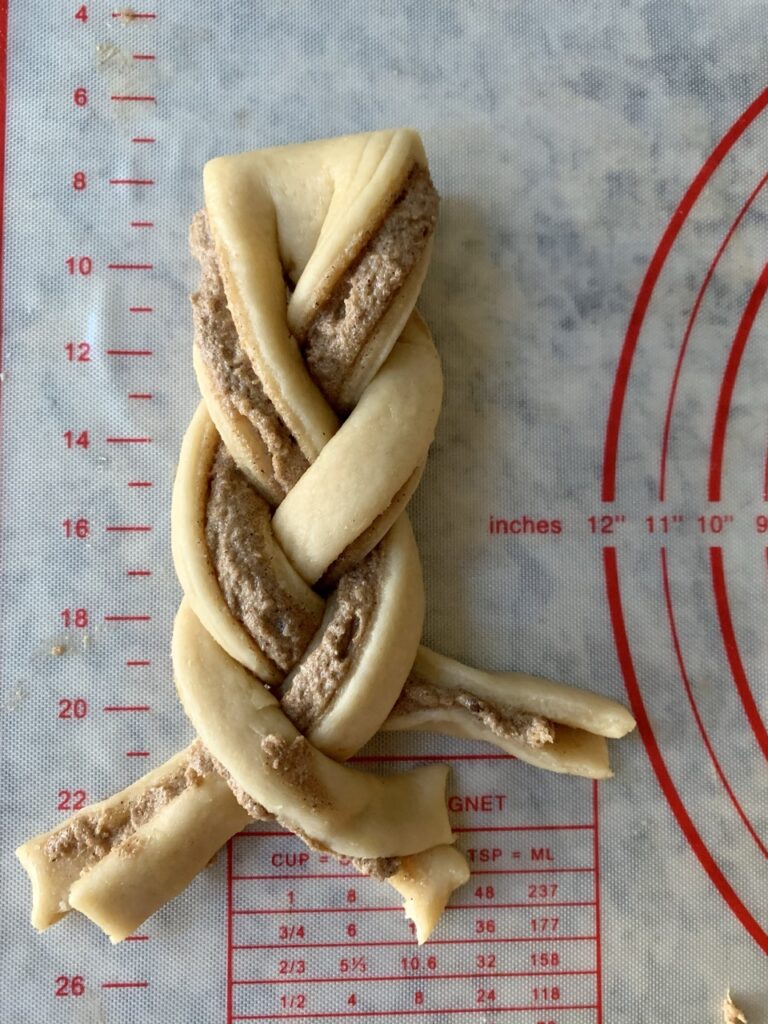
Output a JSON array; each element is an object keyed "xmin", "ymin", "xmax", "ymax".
[
  {"xmin": 104, "ymin": 614, "xmax": 151, "ymax": 622},
  {"xmin": 709, "ymin": 546, "xmax": 768, "ymax": 761},
  {"xmin": 110, "ymin": 178, "xmax": 154, "ymax": 185},
  {"xmin": 592, "ymin": 780, "xmax": 603, "ymax": 1024},
  {"xmin": 235, "ymin": 824, "xmax": 592, "ymax": 838},
  {"xmin": 127, "ymin": 569, "xmax": 152, "ymax": 577},
  {"xmin": 111, "ymin": 94, "xmax": 156, "ymax": 102},
  {"xmin": 102, "ymin": 981, "xmax": 149, "ymax": 989},
  {"xmin": 0, "ymin": 0, "xmax": 10, "ymax": 531},
  {"xmin": 126, "ymin": 750, "xmax": 150, "ymax": 757},
  {"xmin": 658, "ymin": 169, "xmax": 768, "ymax": 501},
  {"xmin": 603, "ymin": 544, "xmax": 768, "ymax": 953},
  {"xmin": 234, "ymin": 969, "xmax": 597, "ymax": 986},
  {"xmin": 107, "ymin": 436, "xmax": 152, "ymax": 443},
  {"xmin": 133, "ymin": 53, "xmax": 156, "ymax": 61},
  {"xmin": 233, "ymin": 935, "xmax": 598, "ymax": 951},
  {"xmin": 127, "ymin": 659, "xmax": 151, "ymax": 667},
  {"xmin": 228, "ymin": 758, "xmax": 600, "ymax": 1020},
  {"xmin": 230, "ymin": 1008, "xmax": 598, "ymax": 1020},
  {"xmin": 662, "ymin": 547, "xmax": 768, "ymax": 856},
  {"xmin": 227, "ymin": 840, "xmax": 235, "ymax": 1024},
  {"xmin": 472, "ymin": 866, "xmax": 595, "ymax": 875},
  {"xmin": 108, "ymin": 262, "xmax": 154, "ymax": 270},
  {"xmin": 105, "ymin": 524, "xmax": 152, "ymax": 532},
  {"xmin": 708, "ymin": 261, "xmax": 768, "ymax": 501},
  {"xmin": 131, "ymin": 138, "xmax": 156, "ymax": 144},
  {"xmin": 129, "ymin": 305, "xmax": 154, "ymax": 312},
  {"xmin": 104, "ymin": 705, "xmax": 150, "ymax": 712},
  {"xmin": 233, "ymin": 901, "xmax": 595, "ymax": 917},
  {"xmin": 128, "ymin": 480, "xmax": 153, "ymax": 487},
  {"xmin": 233, "ymin": 867, "xmax": 596, "ymax": 881},
  {"xmin": 452, "ymin": 824, "xmax": 591, "ymax": 833},
  {"xmin": 602, "ymin": 86, "xmax": 768, "ymax": 502}
]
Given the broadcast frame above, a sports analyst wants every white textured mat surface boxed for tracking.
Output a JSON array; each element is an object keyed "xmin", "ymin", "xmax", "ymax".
[{"xmin": 3, "ymin": 2, "xmax": 768, "ymax": 1021}]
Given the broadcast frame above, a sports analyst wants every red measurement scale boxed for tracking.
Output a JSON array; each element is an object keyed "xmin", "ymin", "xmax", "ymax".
[
  {"xmin": 226, "ymin": 751, "xmax": 602, "ymax": 1022},
  {"xmin": 4, "ymin": 4, "xmax": 768, "ymax": 1023}
]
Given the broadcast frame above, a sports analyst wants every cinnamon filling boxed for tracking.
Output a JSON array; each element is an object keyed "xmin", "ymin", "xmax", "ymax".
[
  {"xmin": 305, "ymin": 164, "xmax": 439, "ymax": 407},
  {"xmin": 191, "ymin": 211, "xmax": 308, "ymax": 499},
  {"xmin": 391, "ymin": 678, "xmax": 556, "ymax": 749},
  {"xmin": 44, "ymin": 742, "xmax": 215, "ymax": 866},
  {"xmin": 205, "ymin": 444, "xmax": 324, "ymax": 674},
  {"xmin": 279, "ymin": 546, "xmax": 382, "ymax": 732}
]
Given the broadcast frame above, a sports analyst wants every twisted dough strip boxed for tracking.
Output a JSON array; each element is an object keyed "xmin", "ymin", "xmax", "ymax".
[{"xmin": 17, "ymin": 130, "xmax": 634, "ymax": 945}]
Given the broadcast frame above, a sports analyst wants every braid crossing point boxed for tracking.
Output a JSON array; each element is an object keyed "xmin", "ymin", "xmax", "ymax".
[{"xmin": 17, "ymin": 131, "xmax": 635, "ymax": 946}]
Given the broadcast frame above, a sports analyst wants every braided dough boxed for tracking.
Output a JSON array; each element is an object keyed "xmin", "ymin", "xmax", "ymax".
[{"xmin": 17, "ymin": 129, "xmax": 635, "ymax": 946}]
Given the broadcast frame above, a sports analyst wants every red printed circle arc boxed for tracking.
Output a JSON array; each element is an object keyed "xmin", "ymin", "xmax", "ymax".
[{"xmin": 602, "ymin": 86, "xmax": 768, "ymax": 953}]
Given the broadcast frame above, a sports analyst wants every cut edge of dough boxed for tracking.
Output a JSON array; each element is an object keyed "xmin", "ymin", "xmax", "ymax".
[{"xmin": 388, "ymin": 845, "xmax": 470, "ymax": 944}]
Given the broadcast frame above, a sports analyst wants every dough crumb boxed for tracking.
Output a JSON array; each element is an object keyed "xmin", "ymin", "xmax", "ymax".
[
  {"xmin": 95, "ymin": 42, "xmax": 123, "ymax": 66},
  {"xmin": 50, "ymin": 644, "xmax": 68, "ymax": 657},
  {"xmin": 1, "ymin": 682, "xmax": 26, "ymax": 712},
  {"xmin": 723, "ymin": 990, "xmax": 747, "ymax": 1024},
  {"xmin": 114, "ymin": 7, "xmax": 140, "ymax": 21}
]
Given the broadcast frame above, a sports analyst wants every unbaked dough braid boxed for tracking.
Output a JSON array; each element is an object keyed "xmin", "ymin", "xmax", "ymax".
[{"xmin": 17, "ymin": 130, "xmax": 634, "ymax": 946}]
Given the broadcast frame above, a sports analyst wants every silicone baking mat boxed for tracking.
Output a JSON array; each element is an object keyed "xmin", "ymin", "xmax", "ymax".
[{"xmin": 3, "ymin": 1, "xmax": 768, "ymax": 1021}]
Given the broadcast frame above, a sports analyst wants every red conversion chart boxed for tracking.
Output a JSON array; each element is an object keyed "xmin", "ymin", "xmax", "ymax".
[{"xmin": 225, "ymin": 750, "xmax": 602, "ymax": 1023}]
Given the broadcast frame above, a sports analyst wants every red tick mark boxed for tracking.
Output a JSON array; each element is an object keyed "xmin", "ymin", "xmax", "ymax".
[{"xmin": 101, "ymin": 980, "xmax": 149, "ymax": 988}]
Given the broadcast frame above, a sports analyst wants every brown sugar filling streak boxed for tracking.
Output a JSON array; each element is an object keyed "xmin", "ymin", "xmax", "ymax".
[
  {"xmin": 43, "ymin": 742, "xmax": 219, "ymax": 868},
  {"xmin": 304, "ymin": 164, "xmax": 440, "ymax": 405},
  {"xmin": 190, "ymin": 211, "xmax": 308, "ymax": 500},
  {"xmin": 392, "ymin": 677, "xmax": 555, "ymax": 748}
]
